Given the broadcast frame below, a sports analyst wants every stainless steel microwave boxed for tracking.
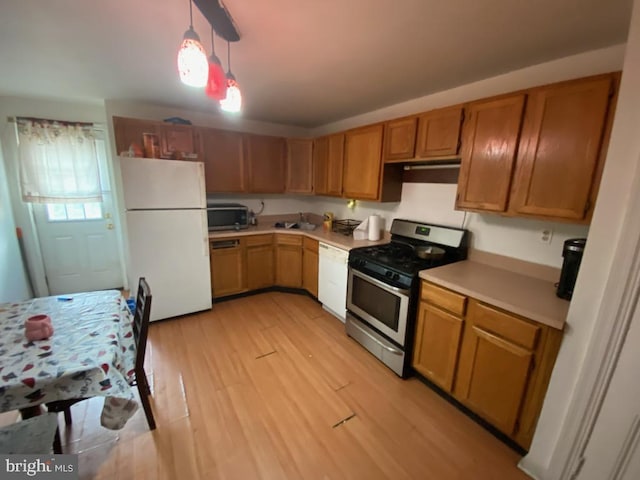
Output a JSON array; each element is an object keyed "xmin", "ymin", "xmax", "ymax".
[{"xmin": 206, "ymin": 202, "xmax": 249, "ymax": 231}]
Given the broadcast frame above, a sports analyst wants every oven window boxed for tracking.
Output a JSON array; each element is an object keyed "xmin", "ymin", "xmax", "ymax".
[{"xmin": 351, "ymin": 275, "xmax": 400, "ymax": 331}]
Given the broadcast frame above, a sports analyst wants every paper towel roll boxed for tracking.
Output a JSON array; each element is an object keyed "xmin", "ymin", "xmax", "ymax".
[{"xmin": 368, "ymin": 215, "xmax": 381, "ymax": 241}]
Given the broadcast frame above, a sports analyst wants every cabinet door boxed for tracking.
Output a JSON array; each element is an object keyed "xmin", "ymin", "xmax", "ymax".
[
  {"xmin": 383, "ymin": 117, "xmax": 417, "ymax": 161},
  {"xmin": 286, "ymin": 139, "xmax": 314, "ymax": 194},
  {"xmin": 157, "ymin": 124, "xmax": 196, "ymax": 159},
  {"xmin": 456, "ymin": 95, "xmax": 525, "ymax": 212},
  {"xmin": 113, "ymin": 116, "xmax": 159, "ymax": 156},
  {"xmin": 302, "ymin": 237, "xmax": 319, "ymax": 297},
  {"xmin": 313, "ymin": 136, "xmax": 329, "ymax": 195},
  {"xmin": 509, "ymin": 76, "xmax": 613, "ymax": 220},
  {"xmin": 412, "ymin": 302, "xmax": 463, "ymax": 392},
  {"xmin": 343, "ymin": 125, "xmax": 384, "ymax": 200},
  {"xmin": 455, "ymin": 324, "xmax": 533, "ymax": 436},
  {"xmin": 275, "ymin": 236, "xmax": 302, "ymax": 287},
  {"xmin": 415, "ymin": 106, "xmax": 464, "ymax": 159},
  {"xmin": 210, "ymin": 240, "xmax": 245, "ymax": 297},
  {"xmin": 198, "ymin": 127, "xmax": 245, "ymax": 193},
  {"xmin": 326, "ymin": 133, "xmax": 345, "ymax": 197},
  {"xmin": 246, "ymin": 245, "xmax": 274, "ymax": 290},
  {"xmin": 245, "ymin": 134, "xmax": 286, "ymax": 193}
]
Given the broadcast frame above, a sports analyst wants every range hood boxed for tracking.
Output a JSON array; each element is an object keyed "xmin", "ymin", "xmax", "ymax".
[{"xmin": 402, "ymin": 158, "xmax": 462, "ymax": 170}]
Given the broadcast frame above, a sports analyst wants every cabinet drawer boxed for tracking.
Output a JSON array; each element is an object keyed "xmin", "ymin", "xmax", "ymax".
[
  {"xmin": 244, "ymin": 234, "xmax": 273, "ymax": 247},
  {"xmin": 303, "ymin": 236, "xmax": 318, "ymax": 251},
  {"xmin": 275, "ymin": 234, "xmax": 303, "ymax": 246},
  {"xmin": 421, "ymin": 282, "xmax": 467, "ymax": 316},
  {"xmin": 469, "ymin": 300, "xmax": 540, "ymax": 350}
]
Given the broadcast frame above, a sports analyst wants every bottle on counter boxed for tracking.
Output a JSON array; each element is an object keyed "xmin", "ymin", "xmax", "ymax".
[{"xmin": 323, "ymin": 212, "xmax": 334, "ymax": 231}]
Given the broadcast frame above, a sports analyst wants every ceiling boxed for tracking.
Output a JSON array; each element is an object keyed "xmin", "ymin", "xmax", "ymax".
[{"xmin": 0, "ymin": 0, "xmax": 633, "ymax": 128}]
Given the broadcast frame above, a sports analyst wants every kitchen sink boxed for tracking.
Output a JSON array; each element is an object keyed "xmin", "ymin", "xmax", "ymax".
[{"xmin": 298, "ymin": 222, "xmax": 317, "ymax": 231}]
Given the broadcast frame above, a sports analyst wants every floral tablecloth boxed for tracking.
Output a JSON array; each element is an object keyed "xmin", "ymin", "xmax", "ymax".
[{"xmin": 0, "ymin": 290, "xmax": 138, "ymax": 429}]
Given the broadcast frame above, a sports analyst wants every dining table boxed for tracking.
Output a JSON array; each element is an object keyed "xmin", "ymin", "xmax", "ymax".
[{"xmin": 0, "ymin": 290, "xmax": 139, "ymax": 429}]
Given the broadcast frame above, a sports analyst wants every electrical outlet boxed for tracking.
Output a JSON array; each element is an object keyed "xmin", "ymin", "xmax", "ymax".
[{"xmin": 540, "ymin": 228, "xmax": 553, "ymax": 244}]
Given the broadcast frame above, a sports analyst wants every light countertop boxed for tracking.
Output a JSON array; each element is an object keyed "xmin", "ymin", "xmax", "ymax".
[
  {"xmin": 420, "ymin": 260, "xmax": 569, "ymax": 330},
  {"xmin": 208, "ymin": 223, "xmax": 390, "ymax": 251}
]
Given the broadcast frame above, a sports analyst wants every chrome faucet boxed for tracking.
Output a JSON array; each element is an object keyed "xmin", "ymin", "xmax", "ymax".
[{"xmin": 299, "ymin": 212, "xmax": 307, "ymax": 223}]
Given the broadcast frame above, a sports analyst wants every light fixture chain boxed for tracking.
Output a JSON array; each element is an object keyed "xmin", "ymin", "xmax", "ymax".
[{"xmin": 189, "ymin": 0, "xmax": 194, "ymax": 28}]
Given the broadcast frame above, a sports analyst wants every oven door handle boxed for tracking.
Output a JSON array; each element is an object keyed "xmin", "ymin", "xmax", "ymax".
[
  {"xmin": 350, "ymin": 269, "xmax": 411, "ymax": 296},
  {"xmin": 349, "ymin": 319, "xmax": 403, "ymax": 355}
]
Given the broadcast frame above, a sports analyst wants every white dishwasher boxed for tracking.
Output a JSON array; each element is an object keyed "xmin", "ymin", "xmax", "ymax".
[{"xmin": 318, "ymin": 242, "xmax": 349, "ymax": 322}]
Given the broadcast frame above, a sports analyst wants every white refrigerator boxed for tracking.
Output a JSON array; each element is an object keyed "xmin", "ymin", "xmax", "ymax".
[{"xmin": 119, "ymin": 157, "xmax": 212, "ymax": 322}]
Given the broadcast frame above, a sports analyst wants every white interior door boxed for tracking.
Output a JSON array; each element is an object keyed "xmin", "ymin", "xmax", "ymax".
[
  {"xmin": 578, "ymin": 303, "xmax": 640, "ymax": 480},
  {"xmin": 33, "ymin": 137, "xmax": 123, "ymax": 295}
]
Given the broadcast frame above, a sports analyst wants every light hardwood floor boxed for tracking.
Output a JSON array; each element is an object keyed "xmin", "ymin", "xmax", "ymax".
[{"xmin": 58, "ymin": 292, "xmax": 530, "ymax": 479}]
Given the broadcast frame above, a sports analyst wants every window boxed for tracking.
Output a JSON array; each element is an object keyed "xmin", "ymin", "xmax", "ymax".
[{"xmin": 46, "ymin": 202, "xmax": 103, "ymax": 221}]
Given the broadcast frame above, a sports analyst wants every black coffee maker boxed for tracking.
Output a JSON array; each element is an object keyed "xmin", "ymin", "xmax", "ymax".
[{"xmin": 557, "ymin": 238, "xmax": 586, "ymax": 300}]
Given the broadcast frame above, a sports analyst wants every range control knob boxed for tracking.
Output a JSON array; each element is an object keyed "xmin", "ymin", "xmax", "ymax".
[
  {"xmin": 393, "ymin": 273, "xmax": 400, "ymax": 281},
  {"xmin": 385, "ymin": 271, "xmax": 393, "ymax": 278}
]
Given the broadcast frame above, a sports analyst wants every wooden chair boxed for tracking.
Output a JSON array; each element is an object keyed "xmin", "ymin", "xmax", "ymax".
[{"xmin": 46, "ymin": 277, "xmax": 156, "ymax": 452}]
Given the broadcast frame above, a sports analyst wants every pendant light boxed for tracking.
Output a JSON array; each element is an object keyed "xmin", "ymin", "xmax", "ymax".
[
  {"xmin": 177, "ymin": 0, "xmax": 208, "ymax": 87},
  {"xmin": 220, "ymin": 41, "xmax": 242, "ymax": 113},
  {"xmin": 205, "ymin": 28, "xmax": 227, "ymax": 100}
]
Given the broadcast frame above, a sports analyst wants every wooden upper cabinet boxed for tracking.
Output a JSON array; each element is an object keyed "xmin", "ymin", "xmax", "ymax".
[
  {"xmin": 157, "ymin": 123, "xmax": 196, "ymax": 159},
  {"xmin": 113, "ymin": 116, "xmax": 158, "ymax": 156},
  {"xmin": 343, "ymin": 125, "xmax": 384, "ymax": 200},
  {"xmin": 286, "ymin": 139, "xmax": 314, "ymax": 194},
  {"xmin": 314, "ymin": 133, "xmax": 345, "ymax": 197},
  {"xmin": 456, "ymin": 95, "xmax": 526, "ymax": 212},
  {"xmin": 509, "ymin": 76, "xmax": 615, "ymax": 221},
  {"xmin": 313, "ymin": 136, "xmax": 329, "ymax": 195},
  {"xmin": 245, "ymin": 134, "xmax": 286, "ymax": 193},
  {"xmin": 416, "ymin": 106, "xmax": 464, "ymax": 159},
  {"xmin": 197, "ymin": 127, "xmax": 245, "ymax": 193},
  {"xmin": 326, "ymin": 133, "xmax": 345, "ymax": 196},
  {"xmin": 383, "ymin": 117, "xmax": 417, "ymax": 161}
]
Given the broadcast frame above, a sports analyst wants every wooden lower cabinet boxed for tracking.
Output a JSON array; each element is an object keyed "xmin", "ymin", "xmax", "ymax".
[
  {"xmin": 413, "ymin": 302, "xmax": 463, "ymax": 392},
  {"xmin": 245, "ymin": 235, "xmax": 274, "ymax": 290},
  {"xmin": 210, "ymin": 238, "xmax": 245, "ymax": 297},
  {"xmin": 413, "ymin": 281, "xmax": 563, "ymax": 450},
  {"xmin": 302, "ymin": 237, "xmax": 319, "ymax": 297},
  {"xmin": 275, "ymin": 235, "xmax": 303, "ymax": 288}
]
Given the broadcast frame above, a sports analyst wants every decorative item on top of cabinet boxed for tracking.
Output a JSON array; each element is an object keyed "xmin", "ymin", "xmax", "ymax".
[
  {"xmin": 383, "ymin": 116, "xmax": 417, "ymax": 161},
  {"xmin": 157, "ymin": 122, "xmax": 197, "ymax": 160},
  {"xmin": 286, "ymin": 139, "xmax": 314, "ymax": 194},
  {"xmin": 196, "ymin": 127, "xmax": 246, "ymax": 193},
  {"xmin": 415, "ymin": 105, "xmax": 464, "ymax": 160},
  {"xmin": 508, "ymin": 74, "xmax": 618, "ymax": 222},
  {"xmin": 455, "ymin": 94, "xmax": 526, "ymax": 212},
  {"xmin": 343, "ymin": 124, "xmax": 402, "ymax": 202},
  {"xmin": 210, "ymin": 238, "xmax": 246, "ymax": 298},
  {"xmin": 275, "ymin": 234, "xmax": 303, "ymax": 288},
  {"xmin": 113, "ymin": 116, "xmax": 159, "ymax": 157},
  {"xmin": 245, "ymin": 134, "xmax": 286, "ymax": 193},
  {"xmin": 302, "ymin": 237, "xmax": 319, "ymax": 297},
  {"xmin": 412, "ymin": 282, "xmax": 467, "ymax": 392},
  {"xmin": 245, "ymin": 234, "xmax": 274, "ymax": 290}
]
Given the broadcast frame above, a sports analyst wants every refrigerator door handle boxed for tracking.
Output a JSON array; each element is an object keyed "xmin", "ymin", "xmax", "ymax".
[{"xmin": 202, "ymin": 211, "xmax": 210, "ymax": 258}]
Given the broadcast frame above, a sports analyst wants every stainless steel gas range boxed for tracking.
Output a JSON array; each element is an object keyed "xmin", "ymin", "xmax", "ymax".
[{"xmin": 346, "ymin": 219, "xmax": 469, "ymax": 377}]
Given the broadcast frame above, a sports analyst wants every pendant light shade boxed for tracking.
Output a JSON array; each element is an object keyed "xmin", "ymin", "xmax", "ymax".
[
  {"xmin": 177, "ymin": 0, "xmax": 208, "ymax": 87},
  {"xmin": 205, "ymin": 29, "xmax": 227, "ymax": 100},
  {"xmin": 220, "ymin": 41, "xmax": 242, "ymax": 113}
]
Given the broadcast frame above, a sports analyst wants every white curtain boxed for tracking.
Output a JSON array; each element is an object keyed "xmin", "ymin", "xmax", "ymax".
[{"xmin": 17, "ymin": 118, "xmax": 102, "ymax": 203}]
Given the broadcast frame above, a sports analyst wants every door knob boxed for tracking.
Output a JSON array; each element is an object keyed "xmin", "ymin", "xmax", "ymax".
[
  {"xmin": 107, "ymin": 223, "xmax": 114, "ymax": 230},
  {"xmin": 105, "ymin": 212, "xmax": 112, "ymax": 219}
]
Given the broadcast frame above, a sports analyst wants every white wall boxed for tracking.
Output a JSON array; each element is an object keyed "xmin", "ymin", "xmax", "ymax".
[
  {"xmin": 521, "ymin": 1, "xmax": 640, "ymax": 477},
  {"xmin": 0, "ymin": 138, "xmax": 30, "ymax": 301}
]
